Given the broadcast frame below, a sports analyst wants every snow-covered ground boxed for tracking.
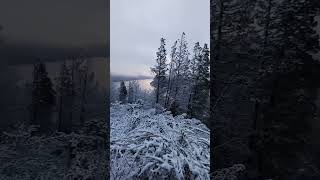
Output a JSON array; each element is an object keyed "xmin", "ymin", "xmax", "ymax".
[{"xmin": 110, "ymin": 102, "xmax": 210, "ymax": 179}]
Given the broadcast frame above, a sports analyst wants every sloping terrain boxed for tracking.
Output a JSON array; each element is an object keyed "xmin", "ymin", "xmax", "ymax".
[{"xmin": 110, "ymin": 103, "xmax": 210, "ymax": 179}]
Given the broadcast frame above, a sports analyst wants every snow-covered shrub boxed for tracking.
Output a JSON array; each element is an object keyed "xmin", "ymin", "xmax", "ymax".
[
  {"xmin": 211, "ymin": 164, "xmax": 246, "ymax": 180},
  {"xmin": 154, "ymin": 103, "xmax": 165, "ymax": 115},
  {"xmin": 136, "ymin": 99, "xmax": 144, "ymax": 106},
  {"xmin": 110, "ymin": 103, "xmax": 210, "ymax": 179},
  {"xmin": 0, "ymin": 120, "xmax": 107, "ymax": 180}
]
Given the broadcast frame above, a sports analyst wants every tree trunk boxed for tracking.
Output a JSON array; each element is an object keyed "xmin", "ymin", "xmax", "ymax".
[
  {"xmin": 58, "ymin": 94, "xmax": 63, "ymax": 131},
  {"xmin": 156, "ymin": 74, "xmax": 160, "ymax": 104},
  {"xmin": 80, "ymin": 65, "xmax": 88, "ymax": 125},
  {"xmin": 165, "ymin": 61, "xmax": 173, "ymax": 107}
]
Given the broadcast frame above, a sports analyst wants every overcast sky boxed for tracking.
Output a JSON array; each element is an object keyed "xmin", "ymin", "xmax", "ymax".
[
  {"xmin": 0, "ymin": 0, "xmax": 109, "ymax": 88},
  {"xmin": 111, "ymin": 0, "xmax": 209, "ymax": 77},
  {"xmin": 0, "ymin": 0, "xmax": 108, "ymax": 47},
  {"xmin": 0, "ymin": 0, "xmax": 109, "ymax": 64}
]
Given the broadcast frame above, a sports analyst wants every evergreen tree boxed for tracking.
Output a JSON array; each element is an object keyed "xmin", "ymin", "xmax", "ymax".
[
  {"xmin": 31, "ymin": 62, "xmax": 56, "ymax": 133},
  {"xmin": 255, "ymin": 0, "xmax": 320, "ymax": 178},
  {"xmin": 189, "ymin": 44, "xmax": 210, "ymax": 119},
  {"xmin": 187, "ymin": 42, "xmax": 202, "ymax": 117},
  {"xmin": 212, "ymin": 0, "xmax": 240, "ymax": 51},
  {"xmin": 171, "ymin": 33, "xmax": 190, "ymax": 112},
  {"xmin": 119, "ymin": 81, "xmax": 127, "ymax": 104},
  {"xmin": 278, "ymin": 0, "xmax": 319, "ymax": 67},
  {"xmin": 212, "ymin": 0, "xmax": 257, "ymax": 55},
  {"xmin": 151, "ymin": 38, "xmax": 168, "ymax": 105},
  {"xmin": 110, "ymin": 77, "xmax": 118, "ymax": 103},
  {"xmin": 56, "ymin": 61, "xmax": 74, "ymax": 133},
  {"xmin": 233, "ymin": 0, "xmax": 257, "ymax": 54},
  {"xmin": 255, "ymin": 0, "xmax": 280, "ymax": 57},
  {"xmin": 165, "ymin": 41, "xmax": 178, "ymax": 108},
  {"xmin": 55, "ymin": 59, "xmax": 88, "ymax": 132},
  {"xmin": 131, "ymin": 80, "xmax": 140, "ymax": 102},
  {"xmin": 169, "ymin": 100, "xmax": 180, "ymax": 117},
  {"xmin": 78, "ymin": 59, "xmax": 89, "ymax": 125},
  {"xmin": 211, "ymin": 0, "xmax": 320, "ymax": 177},
  {"xmin": 128, "ymin": 81, "xmax": 134, "ymax": 103},
  {"xmin": 211, "ymin": 0, "xmax": 261, "ymax": 171}
]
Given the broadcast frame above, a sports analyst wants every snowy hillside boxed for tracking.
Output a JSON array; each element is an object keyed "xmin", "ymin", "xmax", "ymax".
[{"xmin": 110, "ymin": 102, "xmax": 210, "ymax": 179}]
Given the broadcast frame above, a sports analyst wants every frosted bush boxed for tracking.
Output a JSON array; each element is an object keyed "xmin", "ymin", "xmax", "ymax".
[
  {"xmin": 110, "ymin": 103, "xmax": 210, "ymax": 179},
  {"xmin": 154, "ymin": 103, "xmax": 165, "ymax": 115},
  {"xmin": 211, "ymin": 164, "xmax": 246, "ymax": 180},
  {"xmin": 0, "ymin": 121, "xmax": 107, "ymax": 180}
]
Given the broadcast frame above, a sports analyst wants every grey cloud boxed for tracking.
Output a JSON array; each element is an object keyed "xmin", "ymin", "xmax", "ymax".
[
  {"xmin": 111, "ymin": 0, "xmax": 209, "ymax": 77},
  {"xmin": 0, "ymin": 0, "xmax": 108, "ymax": 47},
  {"xmin": 0, "ymin": 0, "xmax": 109, "ymax": 64}
]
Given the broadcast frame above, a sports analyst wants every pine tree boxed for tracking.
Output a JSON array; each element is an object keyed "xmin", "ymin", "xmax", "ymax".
[
  {"xmin": 171, "ymin": 33, "xmax": 190, "ymax": 112},
  {"xmin": 197, "ymin": 44, "xmax": 210, "ymax": 110},
  {"xmin": 212, "ymin": 0, "xmax": 240, "ymax": 51},
  {"xmin": 189, "ymin": 44, "xmax": 210, "ymax": 119},
  {"xmin": 255, "ymin": 0, "xmax": 280, "ymax": 56},
  {"xmin": 211, "ymin": 0, "xmax": 259, "ymax": 171},
  {"xmin": 131, "ymin": 80, "xmax": 140, "ymax": 102},
  {"xmin": 187, "ymin": 42, "xmax": 202, "ymax": 117},
  {"xmin": 128, "ymin": 81, "xmax": 134, "ymax": 103},
  {"xmin": 56, "ymin": 61, "xmax": 74, "ymax": 133},
  {"xmin": 165, "ymin": 41, "xmax": 178, "ymax": 108},
  {"xmin": 119, "ymin": 81, "xmax": 127, "ymax": 104},
  {"xmin": 78, "ymin": 59, "xmax": 88, "ymax": 125},
  {"xmin": 234, "ymin": 0, "xmax": 257, "ymax": 54},
  {"xmin": 31, "ymin": 62, "xmax": 56, "ymax": 133},
  {"xmin": 256, "ymin": 0, "xmax": 320, "ymax": 111},
  {"xmin": 151, "ymin": 38, "xmax": 168, "ymax": 105},
  {"xmin": 256, "ymin": 0, "xmax": 320, "ymax": 177},
  {"xmin": 110, "ymin": 77, "xmax": 118, "ymax": 103},
  {"xmin": 211, "ymin": 0, "xmax": 320, "ymax": 177},
  {"xmin": 279, "ymin": 0, "xmax": 319, "ymax": 65}
]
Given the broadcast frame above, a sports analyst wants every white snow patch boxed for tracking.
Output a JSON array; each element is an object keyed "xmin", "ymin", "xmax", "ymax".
[{"xmin": 110, "ymin": 102, "xmax": 210, "ymax": 179}]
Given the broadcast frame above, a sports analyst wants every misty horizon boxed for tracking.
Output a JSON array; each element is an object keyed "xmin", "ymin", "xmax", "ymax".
[{"xmin": 111, "ymin": 74, "xmax": 153, "ymax": 82}]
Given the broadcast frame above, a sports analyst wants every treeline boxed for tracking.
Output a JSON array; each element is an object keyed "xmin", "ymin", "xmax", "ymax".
[
  {"xmin": 151, "ymin": 33, "xmax": 210, "ymax": 121},
  {"xmin": 117, "ymin": 80, "xmax": 141, "ymax": 103},
  {"xmin": 112, "ymin": 79, "xmax": 145, "ymax": 104},
  {"xmin": 29, "ymin": 59, "xmax": 105, "ymax": 134},
  {"xmin": 211, "ymin": 0, "xmax": 319, "ymax": 179},
  {"xmin": 0, "ymin": 59, "xmax": 108, "ymax": 179}
]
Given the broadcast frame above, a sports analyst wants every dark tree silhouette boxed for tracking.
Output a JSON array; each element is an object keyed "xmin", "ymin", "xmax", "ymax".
[
  {"xmin": 119, "ymin": 81, "xmax": 128, "ymax": 104},
  {"xmin": 31, "ymin": 62, "xmax": 56, "ymax": 133}
]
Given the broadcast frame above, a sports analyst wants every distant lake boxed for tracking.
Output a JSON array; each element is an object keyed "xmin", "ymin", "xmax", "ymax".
[{"xmin": 112, "ymin": 79, "xmax": 153, "ymax": 91}]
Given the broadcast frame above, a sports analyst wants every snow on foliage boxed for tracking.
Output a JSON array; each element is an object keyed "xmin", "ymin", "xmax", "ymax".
[
  {"xmin": 211, "ymin": 164, "xmax": 246, "ymax": 180},
  {"xmin": 110, "ymin": 102, "xmax": 210, "ymax": 179},
  {"xmin": 0, "ymin": 121, "xmax": 107, "ymax": 180}
]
